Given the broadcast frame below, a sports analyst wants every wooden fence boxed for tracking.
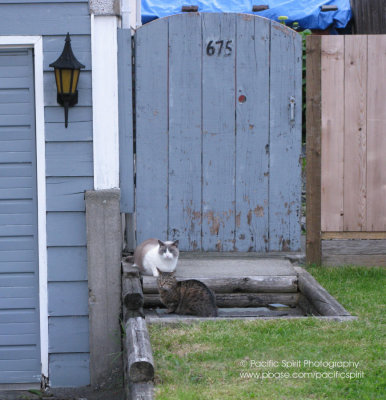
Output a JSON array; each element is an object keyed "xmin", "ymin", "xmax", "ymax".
[
  {"xmin": 306, "ymin": 35, "xmax": 386, "ymax": 266},
  {"xmin": 350, "ymin": 0, "xmax": 386, "ymax": 34}
]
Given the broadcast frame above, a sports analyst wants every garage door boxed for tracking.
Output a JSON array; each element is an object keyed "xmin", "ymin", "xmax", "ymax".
[{"xmin": 0, "ymin": 48, "xmax": 41, "ymax": 384}]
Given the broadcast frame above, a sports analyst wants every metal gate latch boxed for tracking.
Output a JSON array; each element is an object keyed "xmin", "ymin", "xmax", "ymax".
[{"xmin": 289, "ymin": 97, "xmax": 296, "ymax": 122}]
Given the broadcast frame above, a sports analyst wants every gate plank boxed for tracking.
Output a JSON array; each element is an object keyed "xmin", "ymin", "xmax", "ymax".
[
  {"xmin": 235, "ymin": 15, "xmax": 270, "ymax": 252},
  {"xmin": 366, "ymin": 35, "xmax": 386, "ymax": 231},
  {"xmin": 135, "ymin": 19, "xmax": 169, "ymax": 243},
  {"xmin": 202, "ymin": 13, "xmax": 236, "ymax": 251},
  {"xmin": 321, "ymin": 36, "xmax": 345, "ymax": 231},
  {"xmin": 269, "ymin": 22, "xmax": 302, "ymax": 251},
  {"xmin": 343, "ymin": 35, "xmax": 367, "ymax": 231},
  {"xmin": 168, "ymin": 13, "xmax": 202, "ymax": 250}
]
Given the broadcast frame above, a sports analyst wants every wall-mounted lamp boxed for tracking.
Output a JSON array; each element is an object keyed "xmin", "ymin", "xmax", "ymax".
[{"xmin": 49, "ymin": 33, "xmax": 85, "ymax": 128}]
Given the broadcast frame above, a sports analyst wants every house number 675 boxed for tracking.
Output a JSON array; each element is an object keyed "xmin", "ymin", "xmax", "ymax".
[{"xmin": 206, "ymin": 40, "xmax": 233, "ymax": 56}]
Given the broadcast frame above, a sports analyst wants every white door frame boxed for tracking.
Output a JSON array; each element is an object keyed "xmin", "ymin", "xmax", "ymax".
[{"xmin": 0, "ymin": 36, "xmax": 48, "ymax": 380}]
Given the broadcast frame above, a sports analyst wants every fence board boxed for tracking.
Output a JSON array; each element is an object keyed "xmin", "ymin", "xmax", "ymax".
[
  {"xmin": 168, "ymin": 13, "xmax": 202, "ymax": 250},
  {"xmin": 235, "ymin": 15, "xmax": 270, "ymax": 252},
  {"xmin": 202, "ymin": 13, "xmax": 236, "ymax": 251},
  {"xmin": 351, "ymin": 0, "xmax": 386, "ymax": 34},
  {"xmin": 366, "ymin": 35, "xmax": 386, "ymax": 231},
  {"xmin": 343, "ymin": 35, "xmax": 367, "ymax": 231},
  {"xmin": 306, "ymin": 36, "xmax": 322, "ymax": 265},
  {"xmin": 321, "ymin": 36, "xmax": 345, "ymax": 231},
  {"xmin": 135, "ymin": 19, "xmax": 169, "ymax": 243},
  {"xmin": 322, "ymin": 239, "xmax": 386, "ymax": 255}
]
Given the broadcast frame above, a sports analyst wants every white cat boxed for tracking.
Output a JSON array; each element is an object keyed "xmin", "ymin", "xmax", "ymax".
[{"xmin": 133, "ymin": 238, "xmax": 179, "ymax": 277}]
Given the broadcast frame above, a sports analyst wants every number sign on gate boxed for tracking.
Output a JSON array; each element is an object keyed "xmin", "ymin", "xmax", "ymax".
[{"xmin": 206, "ymin": 40, "xmax": 233, "ymax": 56}]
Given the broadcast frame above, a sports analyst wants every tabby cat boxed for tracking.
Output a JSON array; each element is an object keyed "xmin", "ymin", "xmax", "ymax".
[{"xmin": 157, "ymin": 269, "xmax": 218, "ymax": 317}]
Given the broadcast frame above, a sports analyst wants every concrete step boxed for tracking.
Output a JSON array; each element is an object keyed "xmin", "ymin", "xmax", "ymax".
[{"xmin": 175, "ymin": 257, "xmax": 297, "ymax": 278}]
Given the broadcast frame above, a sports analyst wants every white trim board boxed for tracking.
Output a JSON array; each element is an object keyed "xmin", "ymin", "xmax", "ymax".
[
  {"xmin": 121, "ymin": 0, "xmax": 142, "ymax": 31},
  {"xmin": 0, "ymin": 37, "xmax": 48, "ymax": 381},
  {"xmin": 91, "ymin": 15, "xmax": 120, "ymax": 189}
]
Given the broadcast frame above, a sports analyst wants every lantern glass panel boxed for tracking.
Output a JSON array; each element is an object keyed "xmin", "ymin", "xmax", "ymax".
[
  {"xmin": 54, "ymin": 69, "xmax": 62, "ymax": 93},
  {"xmin": 60, "ymin": 69, "xmax": 74, "ymax": 94},
  {"xmin": 71, "ymin": 69, "xmax": 80, "ymax": 93}
]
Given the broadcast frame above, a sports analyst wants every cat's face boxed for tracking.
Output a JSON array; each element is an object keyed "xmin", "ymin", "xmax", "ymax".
[
  {"xmin": 156, "ymin": 269, "xmax": 177, "ymax": 288},
  {"xmin": 158, "ymin": 240, "xmax": 179, "ymax": 261}
]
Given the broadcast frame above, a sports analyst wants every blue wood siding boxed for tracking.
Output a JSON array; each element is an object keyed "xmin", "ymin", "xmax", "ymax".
[
  {"xmin": 0, "ymin": 0, "xmax": 92, "ymax": 387},
  {"xmin": 133, "ymin": 13, "xmax": 302, "ymax": 252},
  {"xmin": 0, "ymin": 49, "xmax": 41, "ymax": 384},
  {"xmin": 49, "ymin": 316, "xmax": 89, "ymax": 352},
  {"xmin": 49, "ymin": 353, "xmax": 90, "ymax": 388}
]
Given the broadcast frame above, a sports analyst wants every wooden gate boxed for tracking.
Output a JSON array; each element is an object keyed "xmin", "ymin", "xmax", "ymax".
[{"xmin": 123, "ymin": 13, "xmax": 302, "ymax": 252}]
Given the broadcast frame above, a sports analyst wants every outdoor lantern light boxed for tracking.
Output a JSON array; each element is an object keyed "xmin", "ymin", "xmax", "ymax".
[{"xmin": 49, "ymin": 33, "xmax": 85, "ymax": 128}]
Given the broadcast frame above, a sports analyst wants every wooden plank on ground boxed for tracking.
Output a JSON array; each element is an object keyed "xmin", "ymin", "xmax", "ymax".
[
  {"xmin": 306, "ymin": 35, "xmax": 322, "ymax": 264},
  {"xmin": 235, "ymin": 14, "xmax": 270, "ymax": 252},
  {"xmin": 366, "ymin": 35, "xmax": 386, "ymax": 231},
  {"xmin": 320, "ymin": 36, "xmax": 344, "ymax": 231},
  {"xmin": 135, "ymin": 19, "xmax": 168, "ymax": 242},
  {"xmin": 269, "ymin": 21, "xmax": 302, "ymax": 251},
  {"xmin": 202, "ymin": 13, "xmax": 236, "ymax": 251},
  {"xmin": 168, "ymin": 13, "xmax": 202, "ymax": 250},
  {"xmin": 343, "ymin": 35, "xmax": 367, "ymax": 231}
]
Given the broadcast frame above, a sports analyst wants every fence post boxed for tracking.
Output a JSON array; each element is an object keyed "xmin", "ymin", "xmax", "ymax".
[
  {"xmin": 85, "ymin": 189, "xmax": 123, "ymax": 387},
  {"xmin": 306, "ymin": 36, "xmax": 322, "ymax": 265}
]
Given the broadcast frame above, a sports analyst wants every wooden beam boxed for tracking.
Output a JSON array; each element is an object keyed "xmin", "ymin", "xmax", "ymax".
[
  {"xmin": 146, "ymin": 315, "xmax": 357, "ymax": 324},
  {"xmin": 124, "ymin": 317, "xmax": 154, "ymax": 383},
  {"xmin": 295, "ymin": 267, "xmax": 351, "ymax": 316},
  {"xmin": 321, "ymin": 254, "xmax": 386, "ymax": 267},
  {"xmin": 142, "ymin": 275, "xmax": 298, "ymax": 294},
  {"xmin": 306, "ymin": 35, "xmax": 322, "ymax": 265},
  {"xmin": 122, "ymin": 275, "xmax": 144, "ymax": 320},
  {"xmin": 322, "ymin": 239, "xmax": 386, "ymax": 255},
  {"xmin": 144, "ymin": 293, "xmax": 299, "ymax": 308},
  {"xmin": 129, "ymin": 382, "xmax": 154, "ymax": 400}
]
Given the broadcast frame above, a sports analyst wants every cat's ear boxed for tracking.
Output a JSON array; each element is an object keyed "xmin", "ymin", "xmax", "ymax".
[
  {"xmin": 172, "ymin": 240, "xmax": 179, "ymax": 248},
  {"xmin": 156, "ymin": 267, "xmax": 161, "ymax": 274},
  {"xmin": 158, "ymin": 240, "xmax": 165, "ymax": 247}
]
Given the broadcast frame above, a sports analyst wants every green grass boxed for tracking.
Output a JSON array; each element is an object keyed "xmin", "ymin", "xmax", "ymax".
[{"xmin": 148, "ymin": 266, "xmax": 385, "ymax": 399}]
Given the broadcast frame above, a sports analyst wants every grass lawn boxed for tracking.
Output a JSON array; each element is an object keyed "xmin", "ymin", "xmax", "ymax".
[{"xmin": 148, "ymin": 266, "xmax": 385, "ymax": 399}]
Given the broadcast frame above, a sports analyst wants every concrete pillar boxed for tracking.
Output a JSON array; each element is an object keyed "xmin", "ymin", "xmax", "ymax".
[{"xmin": 85, "ymin": 189, "xmax": 122, "ymax": 388}]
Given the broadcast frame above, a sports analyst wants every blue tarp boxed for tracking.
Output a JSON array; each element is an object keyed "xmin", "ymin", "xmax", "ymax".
[{"xmin": 142, "ymin": 0, "xmax": 352, "ymax": 30}]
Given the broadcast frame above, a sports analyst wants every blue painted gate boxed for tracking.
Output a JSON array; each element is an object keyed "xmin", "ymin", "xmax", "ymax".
[
  {"xmin": 126, "ymin": 13, "xmax": 302, "ymax": 252},
  {"xmin": 0, "ymin": 49, "xmax": 41, "ymax": 383}
]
